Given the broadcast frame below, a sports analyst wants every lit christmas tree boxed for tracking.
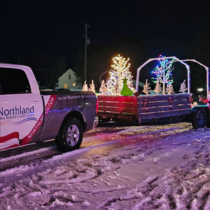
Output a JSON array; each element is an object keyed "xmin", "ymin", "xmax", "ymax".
[
  {"xmin": 106, "ymin": 54, "xmax": 135, "ymax": 95},
  {"xmin": 106, "ymin": 71, "xmax": 119, "ymax": 95},
  {"xmin": 82, "ymin": 80, "xmax": 88, "ymax": 91},
  {"xmin": 166, "ymin": 83, "xmax": 174, "ymax": 94},
  {"xmin": 154, "ymin": 79, "xmax": 162, "ymax": 94},
  {"xmin": 142, "ymin": 79, "xmax": 151, "ymax": 95},
  {"xmin": 89, "ymin": 80, "xmax": 95, "ymax": 93},
  {"xmin": 99, "ymin": 80, "xmax": 108, "ymax": 94},
  {"xmin": 151, "ymin": 55, "xmax": 174, "ymax": 94},
  {"xmin": 179, "ymin": 80, "xmax": 187, "ymax": 93}
]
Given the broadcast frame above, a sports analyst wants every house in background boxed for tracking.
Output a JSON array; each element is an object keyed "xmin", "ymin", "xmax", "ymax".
[{"xmin": 58, "ymin": 69, "xmax": 81, "ymax": 90}]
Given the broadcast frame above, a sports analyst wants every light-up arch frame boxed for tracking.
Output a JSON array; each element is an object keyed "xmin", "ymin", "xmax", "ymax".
[
  {"xmin": 182, "ymin": 59, "xmax": 209, "ymax": 98},
  {"xmin": 135, "ymin": 56, "xmax": 190, "ymax": 94}
]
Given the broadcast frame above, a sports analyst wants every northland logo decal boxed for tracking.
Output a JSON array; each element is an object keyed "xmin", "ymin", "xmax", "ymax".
[
  {"xmin": 0, "ymin": 106, "xmax": 35, "ymax": 120},
  {"xmin": 0, "ymin": 105, "xmax": 34, "ymax": 116}
]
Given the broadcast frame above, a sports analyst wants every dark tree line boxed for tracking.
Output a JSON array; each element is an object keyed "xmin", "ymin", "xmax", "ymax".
[{"xmin": 0, "ymin": 32, "xmax": 209, "ymax": 93}]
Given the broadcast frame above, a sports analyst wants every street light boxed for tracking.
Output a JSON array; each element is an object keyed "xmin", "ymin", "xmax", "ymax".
[
  {"xmin": 99, "ymin": 70, "xmax": 109, "ymax": 84},
  {"xmin": 197, "ymin": 88, "xmax": 203, "ymax": 92}
]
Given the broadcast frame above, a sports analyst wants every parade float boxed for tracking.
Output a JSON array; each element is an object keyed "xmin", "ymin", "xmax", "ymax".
[
  {"xmin": 83, "ymin": 55, "xmax": 209, "ymax": 126},
  {"xmin": 96, "ymin": 55, "xmax": 192, "ymax": 125}
]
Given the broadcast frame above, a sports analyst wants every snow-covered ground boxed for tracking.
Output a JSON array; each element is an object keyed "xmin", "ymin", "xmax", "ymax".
[{"xmin": 0, "ymin": 122, "xmax": 210, "ymax": 209}]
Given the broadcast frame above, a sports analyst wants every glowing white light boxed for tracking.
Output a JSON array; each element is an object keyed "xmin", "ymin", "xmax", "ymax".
[{"xmin": 197, "ymin": 88, "xmax": 203, "ymax": 92}]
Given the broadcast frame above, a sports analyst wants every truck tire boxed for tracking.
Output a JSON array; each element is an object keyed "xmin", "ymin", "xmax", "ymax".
[
  {"xmin": 192, "ymin": 109, "xmax": 207, "ymax": 129},
  {"xmin": 55, "ymin": 118, "xmax": 83, "ymax": 152}
]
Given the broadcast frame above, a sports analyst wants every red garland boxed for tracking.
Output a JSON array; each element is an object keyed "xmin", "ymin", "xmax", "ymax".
[
  {"xmin": 168, "ymin": 97, "xmax": 173, "ymax": 110},
  {"xmin": 188, "ymin": 96, "xmax": 193, "ymax": 108},
  {"xmin": 143, "ymin": 99, "xmax": 149, "ymax": 112}
]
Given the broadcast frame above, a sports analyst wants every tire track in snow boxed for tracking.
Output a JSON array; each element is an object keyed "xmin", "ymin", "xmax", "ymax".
[{"xmin": 1, "ymin": 123, "xmax": 210, "ymax": 209}]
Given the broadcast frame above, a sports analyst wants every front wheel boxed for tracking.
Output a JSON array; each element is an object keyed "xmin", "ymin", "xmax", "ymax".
[
  {"xmin": 192, "ymin": 109, "xmax": 207, "ymax": 129},
  {"xmin": 55, "ymin": 118, "xmax": 83, "ymax": 152}
]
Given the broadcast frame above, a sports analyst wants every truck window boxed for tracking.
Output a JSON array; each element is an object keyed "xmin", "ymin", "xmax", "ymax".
[{"xmin": 0, "ymin": 68, "xmax": 31, "ymax": 94}]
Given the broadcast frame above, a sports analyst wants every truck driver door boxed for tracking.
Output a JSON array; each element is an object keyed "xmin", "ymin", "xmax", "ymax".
[{"xmin": 0, "ymin": 67, "xmax": 43, "ymax": 150}]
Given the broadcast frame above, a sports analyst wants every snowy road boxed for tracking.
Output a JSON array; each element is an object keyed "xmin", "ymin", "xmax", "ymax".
[{"xmin": 1, "ymin": 122, "xmax": 210, "ymax": 209}]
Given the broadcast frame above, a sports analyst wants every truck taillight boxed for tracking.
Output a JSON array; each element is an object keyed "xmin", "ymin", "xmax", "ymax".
[{"xmin": 96, "ymin": 99, "xmax": 99, "ymax": 113}]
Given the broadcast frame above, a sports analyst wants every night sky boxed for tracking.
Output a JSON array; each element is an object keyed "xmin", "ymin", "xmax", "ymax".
[{"xmin": 1, "ymin": 0, "xmax": 210, "ymax": 91}]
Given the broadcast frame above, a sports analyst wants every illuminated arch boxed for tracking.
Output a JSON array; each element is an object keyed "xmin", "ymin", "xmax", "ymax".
[
  {"xmin": 136, "ymin": 56, "xmax": 190, "ymax": 94},
  {"xmin": 182, "ymin": 59, "xmax": 209, "ymax": 98}
]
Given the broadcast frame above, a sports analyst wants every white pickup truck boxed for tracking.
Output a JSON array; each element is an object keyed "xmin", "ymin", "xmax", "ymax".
[{"xmin": 0, "ymin": 63, "xmax": 98, "ymax": 152}]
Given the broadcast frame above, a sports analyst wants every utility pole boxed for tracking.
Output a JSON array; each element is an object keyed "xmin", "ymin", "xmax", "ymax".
[{"xmin": 84, "ymin": 23, "xmax": 90, "ymax": 81}]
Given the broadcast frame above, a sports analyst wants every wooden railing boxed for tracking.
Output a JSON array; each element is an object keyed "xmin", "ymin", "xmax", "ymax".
[
  {"xmin": 97, "ymin": 94, "xmax": 191, "ymax": 124},
  {"xmin": 137, "ymin": 94, "xmax": 191, "ymax": 123},
  {"xmin": 97, "ymin": 95, "xmax": 137, "ymax": 121}
]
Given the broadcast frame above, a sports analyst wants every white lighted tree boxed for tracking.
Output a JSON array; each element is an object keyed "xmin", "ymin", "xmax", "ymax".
[
  {"xmin": 154, "ymin": 79, "xmax": 162, "ymax": 94},
  {"xmin": 99, "ymin": 80, "xmax": 108, "ymax": 94},
  {"xmin": 142, "ymin": 79, "xmax": 151, "ymax": 95},
  {"xmin": 82, "ymin": 80, "xmax": 88, "ymax": 91},
  {"xmin": 151, "ymin": 56, "xmax": 174, "ymax": 94},
  {"xmin": 89, "ymin": 80, "xmax": 95, "ymax": 93},
  {"xmin": 166, "ymin": 83, "xmax": 175, "ymax": 94},
  {"xmin": 179, "ymin": 80, "xmax": 187, "ymax": 93},
  {"xmin": 106, "ymin": 71, "xmax": 118, "ymax": 95},
  {"xmin": 106, "ymin": 54, "xmax": 135, "ymax": 95}
]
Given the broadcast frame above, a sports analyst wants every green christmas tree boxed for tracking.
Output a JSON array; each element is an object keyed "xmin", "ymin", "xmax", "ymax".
[{"xmin": 120, "ymin": 77, "xmax": 133, "ymax": 96}]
